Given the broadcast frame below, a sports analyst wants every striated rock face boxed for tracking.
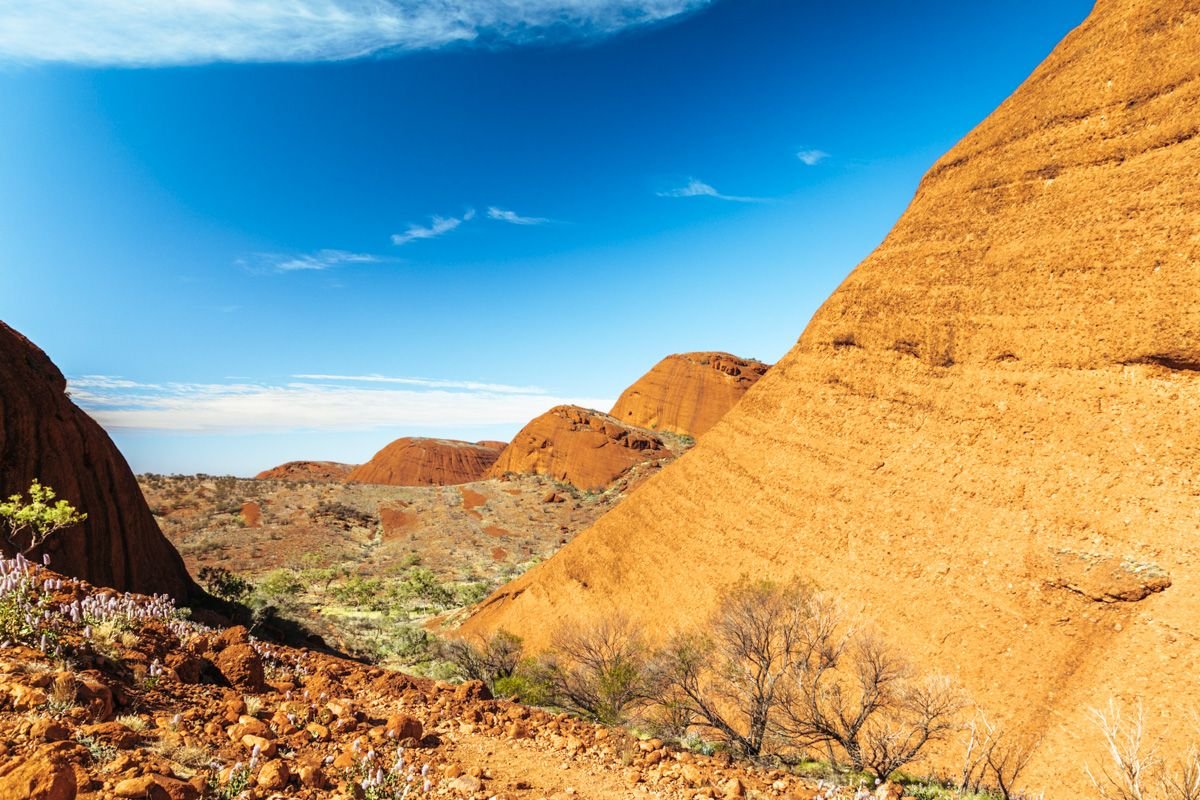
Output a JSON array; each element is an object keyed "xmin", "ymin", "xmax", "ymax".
[
  {"xmin": 464, "ymin": 2, "xmax": 1200, "ymax": 792},
  {"xmin": 609, "ymin": 352, "xmax": 770, "ymax": 437},
  {"xmin": 486, "ymin": 406, "xmax": 669, "ymax": 491},
  {"xmin": 0, "ymin": 322, "xmax": 197, "ymax": 600},
  {"xmin": 346, "ymin": 438, "xmax": 504, "ymax": 487},
  {"xmin": 254, "ymin": 461, "xmax": 357, "ymax": 482}
]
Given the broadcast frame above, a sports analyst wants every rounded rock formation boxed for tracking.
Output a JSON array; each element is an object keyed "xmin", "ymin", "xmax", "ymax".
[
  {"xmin": 0, "ymin": 321, "xmax": 197, "ymax": 601},
  {"xmin": 609, "ymin": 352, "xmax": 770, "ymax": 437},
  {"xmin": 463, "ymin": 2, "xmax": 1200, "ymax": 792},
  {"xmin": 347, "ymin": 438, "xmax": 504, "ymax": 487},
  {"xmin": 486, "ymin": 406, "xmax": 669, "ymax": 491},
  {"xmin": 254, "ymin": 461, "xmax": 356, "ymax": 482}
]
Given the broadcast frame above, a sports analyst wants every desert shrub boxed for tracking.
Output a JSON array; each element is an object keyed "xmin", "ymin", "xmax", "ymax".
[
  {"xmin": 493, "ymin": 670, "xmax": 554, "ymax": 706},
  {"xmin": 255, "ymin": 569, "xmax": 303, "ymax": 601},
  {"xmin": 1085, "ymin": 700, "xmax": 1200, "ymax": 800},
  {"xmin": 442, "ymin": 629, "xmax": 524, "ymax": 689},
  {"xmin": 454, "ymin": 581, "xmax": 493, "ymax": 607},
  {"xmin": 655, "ymin": 578, "xmax": 962, "ymax": 776},
  {"xmin": 329, "ymin": 575, "xmax": 384, "ymax": 608},
  {"xmin": 657, "ymin": 578, "xmax": 815, "ymax": 757},
  {"xmin": 541, "ymin": 615, "xmax": 659, "ymax": 725},
  {"xmin": 394, "ymin": 568, "xmax": 454, "ymax": 611},
  {"xmin": 198, "ymin": 566, "xmax": 251, "ymax": 603},
  {"xmin": 0, "ymin": 481, "xmax": 87, "ymax": 555}
]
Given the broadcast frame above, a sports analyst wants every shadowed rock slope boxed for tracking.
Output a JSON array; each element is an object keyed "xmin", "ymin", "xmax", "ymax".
[
  {"xmin": 255, "ymin": 461, "xmax": 357, "ymax": 482},
  {"xmin": 0, "ymin": 321, "xmax": 197, "ymax": 600},
  {"xmin": 487, "ymin": 406, "xmax": 671, "ymax": 491},
  {"xmin": 346, "ymin": 438, "xmax": 504, "ymax": 487},
  {"xmin": 464, "ymin": 0, "xmax": 1200, "ymax": 791},
  {"xmin": 610, "ymin": 352, "xmax": 770, "ymax": 437}
]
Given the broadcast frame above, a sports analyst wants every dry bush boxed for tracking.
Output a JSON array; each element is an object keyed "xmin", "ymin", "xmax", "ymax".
[
  {"xmin": 1086, "ymin": 700, "xmax": 1200, "ymax": 800},
  {"xmin": 543, "ymin": 615, "xmax": 656, "ymax": 725},
  {"xmin": 442, "ymin": 629, "xmax": 524, "ymax": 690},
  {"xmin": 960, "ymin": 715, "xmax": 1039, "ymax": 800},
  {"xmin": 656, "ymin": 578, "xmax": 961, "ymax": 776},
  {"xmin": 657, "ymin": 579, "xmax": 815, "ymax": 756},
  {"xmin": 779, "ymin": 623, "xmax": 962, "ymax": 777}
]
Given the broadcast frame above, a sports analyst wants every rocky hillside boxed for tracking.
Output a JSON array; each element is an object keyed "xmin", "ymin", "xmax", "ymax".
[
  {"xmin": 347, "ymin": 439, "xmax": 505, "ymax": 487},
  {"xmin": 463, "ymin": 0, "xmax": 1200, "ymax": 793},
  {"xmin": 0, "ymin": 322, "xmax": 197, "ymax": 601},
  {"xmin": 486, "ymin": 407, "xmax": 678, "ymax": 492},
  {"xmin": 609, "ymin": 353, "xmax": 770, "ymax": 437},
  {"xmin": 0, "ymin": 559, "xmax": 832, "ymax": 800}
]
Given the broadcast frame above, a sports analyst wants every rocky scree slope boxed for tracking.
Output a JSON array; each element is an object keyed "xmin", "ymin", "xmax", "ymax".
[{"xmin": 0, "ymin": 558, "xmax": 839, "ymax": 800}]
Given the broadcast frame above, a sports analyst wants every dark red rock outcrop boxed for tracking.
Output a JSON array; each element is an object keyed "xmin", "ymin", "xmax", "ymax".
[
  {"xmin": 254, "ymin": 461, "xmax": 356, "ymax": 482},
  {"xmin": 609, "ymin": 352, "xmax": 770, "ymax": 437},
  {"xmin": 486, "ymin": 406, "xmax": 669, "ymax": 490},
  {"xmin": 346, "ymin": 438, "xmax": 504, "ymax": 487},
  {"xmin": 0, "ymin": 321, "xmax": 197, "ymax": 600}
]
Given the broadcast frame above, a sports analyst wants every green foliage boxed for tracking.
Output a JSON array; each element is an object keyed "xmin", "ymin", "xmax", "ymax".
[
  {"xmin": 206, "ymin": 763, "xmax": 252, "ymax": 800},
  {"xmin": 76, "ymin": 733, "xmax": 118, "ymax": 765},
  {"xmin": 0, "ymin": 481, "xmax": 87, "ymax": 554},
  {"xmin": 454, "ymin": 581, "xmax": 492, "ymax": 607},
  {"xmin": 394, "ymin": 567, "xmax": 454, "ymax": 611},
  {"xmin": 0, "ymin": 569, "xmax": 58, "ymax": 649},
  {"xmin": 197, "ymin": 566, "xmax": 251, "ymax": 603},
  {"xmin": 256, "ymin": 569, "xmax": 303, "ymax": 600},
  {"xmin": 493, "ymin": 670, "xmax": 554, "ymax": 706}
]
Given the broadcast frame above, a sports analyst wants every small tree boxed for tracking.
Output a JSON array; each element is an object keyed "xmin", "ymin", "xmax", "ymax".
[
  {"xmin": 0, "ymin": 480, "xmax": 87, "ymax": 556},
  {"xmin": 658, "ymin": 579, "xmax": 817, "ymax": 757},
  {"xmin": 779, "ymin": 624, "xmax": 961, "ymax": 778},
  {"xmin": 442, "ymin": 629, "xmax": 525, "ymax": 690},
  {"xmin": 544, "ymin": 615, "xmax": 657, "ymax": 725}
]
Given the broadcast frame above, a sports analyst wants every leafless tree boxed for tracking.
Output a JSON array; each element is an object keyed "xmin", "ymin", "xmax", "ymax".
[
  {"xmin": 1086, "ymin": 700, "xmax": 1200, "ymax": 800},
  {"xmin": 656, "ymin": 579, "xmax": 815, "ymax": 756},
  {"xmin": 442, "ymin": 629, "xmax": 524, "ymax": 689},
  {"xmin": 545, "ymin": 615, "xmax": 656, "ymax": 725},
  {"xmin": 778, "ymin": 618, "xmax": 962, "ymax": 778}
]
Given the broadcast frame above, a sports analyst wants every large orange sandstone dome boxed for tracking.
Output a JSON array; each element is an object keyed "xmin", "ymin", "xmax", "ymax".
[
  {"xmin": 464, "ymin": 0, "xmax": 1200, "ymax": 792},
  {"xmin": 347, "ymin": 438, "xmax": 504, "ymax": 487},
  {"xmin": 0, "ymin": 321, "xmax": 198, "ymax": 601},
  {"xmin": 486, "ymin": 406, "xmax": 669, "ymax": 491},
  {"xmin": 609, "ymin": 352, "xmax": 770, "ymax": 437}
]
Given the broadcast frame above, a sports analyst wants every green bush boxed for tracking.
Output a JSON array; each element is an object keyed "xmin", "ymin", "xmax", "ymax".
[{"xmin": 0, "ymin": 481, "xmax": 87, "ymax": 555}]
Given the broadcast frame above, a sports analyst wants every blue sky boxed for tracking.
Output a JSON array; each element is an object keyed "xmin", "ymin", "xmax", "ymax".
[{"xmin": 0, "ymin": 0, "xmax": 1093, "ymax": 475}]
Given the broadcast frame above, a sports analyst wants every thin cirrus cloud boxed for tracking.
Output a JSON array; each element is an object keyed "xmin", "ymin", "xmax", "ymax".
[
  {"xmin": 0, "ymin": 0, "xmax": 711, "ymax": 67},
  {"xmin": 487, "ymin": 207, "xmax": 550, "ymax": 226},
  {"xmin": 796, "ymin": 148, "xmax": 830, "ymax": 166},
  {"xmin": 68, "ymin": 374, "xmax": 612, "ymax": 433},
  {"xmin": 391, "ymin": 209, "xmax": 475, "ymax": 245},
  {"xmin": 657, "ymin": 178, "xmax": 764, "ymax": 203},
  {"xmin": 261, "ymin": 249, "xmax": 383, "ymax": 272}
]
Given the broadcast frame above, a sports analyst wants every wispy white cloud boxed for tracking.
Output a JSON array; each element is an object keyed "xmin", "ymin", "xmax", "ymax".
[
  {"xmin": 487, "ymin": 206, "xmax": 549, "ymax": 226},
  {"xmin": 255, "ymin": 249, "xmax": 382, "ymax": 273},
  {"xmin": 0, "ymin": 1, "xmax": 710, "ymax": 66},
  {"xmin": 796, "ymin": 149, "xmax": 829, "ymax": 166},
  {"xmin": 391, "ymin": 209, "xmax": 474, "ymax": 245},
  {"xmin": 657, "ymin": 178, "xmax": 763, "ymax": 203},
  {"xmin": 292, "ymin": 373, "xmax": 547, "ymax": 394},
  {"xmin": 68, "ymin": 374, "xmax": 611, "ymax": 433}
]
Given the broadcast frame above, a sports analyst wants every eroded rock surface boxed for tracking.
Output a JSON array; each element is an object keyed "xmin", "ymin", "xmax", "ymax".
[
  {"xmin": 487, "ymin": 406, "xmax": 670, "ymax": 491},
  {"xmin": 610, "ymin": 352, "xmax": 770, "ymax": 437},
  {"xmin": 464, "ymin": 2, "xmax": 1200, "ymax": 792},
  {"xmin": 347, "ymin": 438, "xmax": 504, "ymax": 487}
]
